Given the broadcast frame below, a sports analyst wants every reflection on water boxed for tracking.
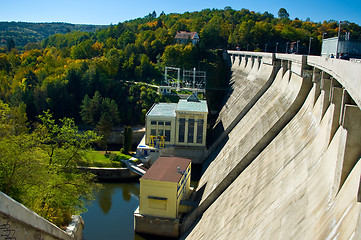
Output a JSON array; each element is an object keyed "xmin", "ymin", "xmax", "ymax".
[{"xmin": 82, "ymin": 182, "xmax": 145, "ymax": 240}]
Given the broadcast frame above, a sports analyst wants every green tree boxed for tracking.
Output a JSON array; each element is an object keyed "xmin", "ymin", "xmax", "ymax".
[
  {"xmin": 278, "ymin": 8, "xmax": 290, "ymax": 19},
  {"xmin": 117, "ymin": 30, "xmax": 136, "ymax": 49},
  {"xmin": 135, "ymin": 54, "xmax": 156, "ymax": 81},
  {"xmin": 70, "ymin": 39, "xmax": 93, "ymax": 59},
  {"xmin": 95, "ymin": 112, "xmax": 113, "ymax": 152},
  {"xmin": 0, "ymin": 104, "xmax": 100, "ymax": 227},
  {"xmin": 6, "ymin": 38, "xmax": 15, "ymax": 52},
  {"xmin": 0, "ymin": 53, "xmax": 11, "ymax": 72},
  {"xmin": 161, "ymin": 44, "xmax": 184, "ymax": 67},
  {"xmin": 80, "ymin": 92, "xmax": 120, "ymax": 150},
  {"xmin": 123, "ymin": 126, "xmax": 132, "ymax": 154}
]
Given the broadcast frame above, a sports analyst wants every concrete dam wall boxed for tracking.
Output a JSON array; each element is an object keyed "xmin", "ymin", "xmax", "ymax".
[
  {"xmin": 0, "ymin": 192, "xmax": 83, "ymax": 240},
  {"xmin": 181, "ymin": 52, "xmax": 361, "ymax": 239}
]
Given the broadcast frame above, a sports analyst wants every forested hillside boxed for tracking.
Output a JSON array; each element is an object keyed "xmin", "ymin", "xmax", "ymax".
[
  {"xmin": 1, "ymin": 6, "xmax": 361, "ymax": 229},
  {"xmin": 0, "ymin": 21, "xmax": 105, "ymax": 49},
  {"xmin": 0, "ymin": 7, "xmax": 360, "ymax": 127}
]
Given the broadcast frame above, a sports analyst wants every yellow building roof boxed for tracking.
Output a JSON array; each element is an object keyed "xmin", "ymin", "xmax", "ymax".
[{"xmin": 141, "ymin": 157, "xmax": 191, "ymax": 183}]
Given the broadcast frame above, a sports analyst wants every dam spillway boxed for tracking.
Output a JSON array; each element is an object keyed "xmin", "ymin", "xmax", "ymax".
[{"xmin": 181, "ymin": 51, "xmax": 361, "ymax": 239}]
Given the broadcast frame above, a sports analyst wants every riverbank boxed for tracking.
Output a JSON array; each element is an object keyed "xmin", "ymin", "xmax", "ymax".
[{"xmin": 78, "ymin": 166, "xmax": 140, "ymax": 181}]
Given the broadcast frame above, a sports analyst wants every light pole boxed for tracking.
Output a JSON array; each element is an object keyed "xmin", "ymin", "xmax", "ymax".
[
  {"xmin": 276, "ymin": 42, "xmax": 278, "ymax": 53},
  {"xmin": 322, "ymin": 32, "xmax": 327, "ymax": 41},
  {"xmin": 308, "ymin": 37, "xmax": 313, "ymax": 55},
  {"xmin": 265, "ymin": 43, "xmax": 268, "ymax": 52},
  {"xmin": 286, "ymin": 42, "xmax": 289, "ymax": 53},
  {"xmin": 336, "ymin": 21, "xmax": 345, "ymax": 58},
  {"xmin": 321, "ymin": 33, "xmax": 327, "ymax": 56},
  {"xmin": 297, "ymin": 40, "xmax": 300, "ymax": 54},
  {"xmin": 247, "ymin": 44, "xmax": 249, "ymax": 51}
]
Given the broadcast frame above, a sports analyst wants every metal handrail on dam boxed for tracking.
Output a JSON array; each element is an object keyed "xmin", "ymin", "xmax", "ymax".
[{"xmin": 181, "ymin": 51, "xmax": 361, "ymax": 240}]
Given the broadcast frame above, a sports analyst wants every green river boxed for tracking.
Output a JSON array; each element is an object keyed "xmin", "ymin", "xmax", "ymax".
[{"xmin": 81, "ymin": 182, "xmax": 145, "ymax": 240}]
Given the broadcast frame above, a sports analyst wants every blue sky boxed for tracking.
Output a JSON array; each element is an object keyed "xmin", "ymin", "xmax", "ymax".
[{"xmin": 1, "ymin": 0, "xmax": 361, "ymax": 25}]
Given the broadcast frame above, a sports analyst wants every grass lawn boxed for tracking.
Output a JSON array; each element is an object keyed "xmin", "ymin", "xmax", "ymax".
[{"xmin": 78, "ymin": 151, "xmax": 133, "ymax": 168}]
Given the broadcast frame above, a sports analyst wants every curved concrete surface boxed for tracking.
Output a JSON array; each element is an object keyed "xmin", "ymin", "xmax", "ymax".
[
  {"xmin": 308, "ymin": 56, "xmax": 361, "ymax": 108},
  {"xmin": 210, "ymin": 53, "xmax": 276, "ymax": 151},
  {"xmin": 183, "ymin": 80, "xmax": 361, "ymax": 239},
  {"xmin": 181, "ymin": 52, "xmax": 361, "ymax": 239},
  {"xmin": 182, "ymin": 64, "xmax": 312, "ymax": 232}
]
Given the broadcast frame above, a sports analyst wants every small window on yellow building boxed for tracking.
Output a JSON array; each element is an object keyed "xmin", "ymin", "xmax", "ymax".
[{"xmin": 148, "ymin": 196, "xmax": 167, "ymax": 210}]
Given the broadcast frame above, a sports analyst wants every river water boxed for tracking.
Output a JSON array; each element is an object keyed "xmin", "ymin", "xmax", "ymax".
[
  {"xmin": 81, "ymin": 168, "xmax": 200, "ymax": 240},
  {"xmin": 81, "ymin": 182, "xmax": 145, "ymax": 240}
]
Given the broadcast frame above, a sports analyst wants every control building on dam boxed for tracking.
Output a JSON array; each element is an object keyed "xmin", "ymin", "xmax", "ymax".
[{"xmin": 179, "ymin": 51, "xmax": 361, "ymax": 239}]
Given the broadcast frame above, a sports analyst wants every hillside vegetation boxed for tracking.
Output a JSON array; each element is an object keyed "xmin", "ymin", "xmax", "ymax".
[
  {"xmin": 0, "ymin": 6, "xmax": 361, "ymax": 228},
  {"xmin": 0, "ymin": 21, "xmax": 105, "ymax": 49},
  {"xmin": 0, "ymin": 7, "xmax": 360, "ymax": 127}
]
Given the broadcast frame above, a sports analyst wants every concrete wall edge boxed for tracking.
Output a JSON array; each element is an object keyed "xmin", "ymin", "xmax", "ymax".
[{"xmin": 0, "ymin": 191, "xmax": 75, "ymax": 239}]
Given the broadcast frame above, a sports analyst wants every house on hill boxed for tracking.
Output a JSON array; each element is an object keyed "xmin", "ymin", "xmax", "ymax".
[{"xmin": 174, "ymin": 31, "xmax": 199, "ymax": 45}]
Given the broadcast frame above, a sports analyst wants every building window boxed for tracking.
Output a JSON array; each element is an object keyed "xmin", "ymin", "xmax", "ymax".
[
  {"xmin": 165, "ymin": 130, "xmax": 170, "ymax": 142},
  {"xmin": 151, "ymin": 121, "xmax": 156, "ymax": 125},
  {"xmin": 165, "ymin": 122, "xmax": 171, "ymax": 126},
  {"xmin": 148, "ymin": 196, "xmax": 167, "ymax": 210},
  {"xmin": 158, "ymin": 129, "xmax": 164, "ymax": 137},
  {"xmin": 158, "ymin": 121, "xmax": 164, "ymax": 125},
  {"xmin": 197, "ymin": 120, "xmax": 204, "ymax": 143},
  {"xmin": 150, "ymin": 129, "xmax": 156, "ymax": 136},
  {"xmin": 188, "ymin": 119, "xmax": 194, "ymax": 143},
  {"xmin": 178, "ymin": 118, "xmax": 185, "ymax": 143}
]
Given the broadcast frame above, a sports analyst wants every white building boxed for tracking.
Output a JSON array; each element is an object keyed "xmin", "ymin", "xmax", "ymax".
[
  {"xmin": 322, "ymin": 37, "xmax": 361, "ymax": 58},
  {"xmin": 136, "ymin": 94, "xmax": 208, "ymax": 164}
]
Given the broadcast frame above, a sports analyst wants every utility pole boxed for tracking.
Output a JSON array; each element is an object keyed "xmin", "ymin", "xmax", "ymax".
[
  {"xmin": 336, "ymin": 21, "xmax": 345, "ymax": 58},
  {"xmin": 296, "ymin": 40, "xmax": 300, "ymax": 54},
  {"xmin": 308, "ymin": 37, "xmax": 313, "ymax": 55},
  {"xmin": 193, "ymin": 68, "xmax": 196, "ymax": 90},
  {"xmin": 177, "ymin": 68, "xmax": 180, "ymax": 91}
]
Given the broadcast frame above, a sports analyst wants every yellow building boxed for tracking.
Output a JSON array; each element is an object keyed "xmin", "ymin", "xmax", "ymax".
[
  {"xmin": 135, "ymin": 156, "xmax": 192, "ymax": 237},
  {"xmin": 139, "ymin": 156, "xmax": 192, "ymax": 218},
  {"xmin": 145, "ymin": 94, "xmax": 208, "ymax": 149}
]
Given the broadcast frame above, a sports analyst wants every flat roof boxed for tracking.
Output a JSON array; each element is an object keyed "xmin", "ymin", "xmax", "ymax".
[
  {"xmin": 141, "ymin": 157, "xmax": 191, "ymax": 183},
  {"xmin": 147, "ymin": 103, "xmax": 177, "ymax": 118},
  {"xmin": 176, "ymin": 99, "xmax": 208, "ymax": 113}
]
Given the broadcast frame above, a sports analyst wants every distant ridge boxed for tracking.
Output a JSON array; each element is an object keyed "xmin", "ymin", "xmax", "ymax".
[{"xmin": 0, "ymin": 21, "xmax": 107, "ymax": 48}]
